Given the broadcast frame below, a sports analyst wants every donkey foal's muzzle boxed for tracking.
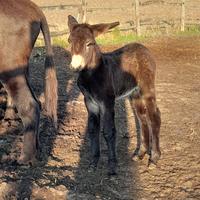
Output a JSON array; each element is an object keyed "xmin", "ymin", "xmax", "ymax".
[{"xmin": 70, "ymin": 55, "xmax": 85, "ymax": 70}]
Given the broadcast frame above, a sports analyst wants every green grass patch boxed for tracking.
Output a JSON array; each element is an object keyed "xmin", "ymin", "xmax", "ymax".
[
  {"xmin": 96, "ymin": 28, "xmax": 148, "ymax": 45},
  {"xmin": 35, "ymin": 25, "xmax": 200, "ymax": 48},
  {"xmin": 35, "ymin": 29, "xmax": 149, "ymax": 48},
  {"xmin": 35, "ymin": 36, "xmax": 68, "ymax": 48},
  {"xmin": 174, "ymin": 25, "xmax": 200, "ymax": 37},
  {"xmin": 52, "ymin": 37, "xmax": 68, "ymax": 48}
]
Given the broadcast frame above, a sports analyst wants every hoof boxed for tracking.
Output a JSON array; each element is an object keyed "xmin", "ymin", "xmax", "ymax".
[
  {"xmin": 88, "ymin": 164, "xmax": 97, "ymax": 173},
  {"xmin": 132, "ymin": 154, "xmax": 141, "ymax": 161},
  {"xmin": 149, "ymin": 150, "xmax": 161, "ymax": 165},
  {"xmin": 4, "ymin": 108, "xmax": 18, "ymax": 121},
  {"xmin": 108, "ymin": 159, "xmax": 117, "ymax": 176},
  {"xmin": 132, "ymin": 147, "xmax": 146, "ymax": 161},
  {"xmin": 17, "ymin": 154, "xmax": 37, "ymax": 166},
  {"xmin": 88, "ymin": 157, "xmax": 99, "ymax": 172},
  {"xmin": 108, "ymin": 168, "xmax": 117, "ymax": 176},
  {"xmin": 88, "ymin": 159, "xmax": 98, "ymax": 173}
]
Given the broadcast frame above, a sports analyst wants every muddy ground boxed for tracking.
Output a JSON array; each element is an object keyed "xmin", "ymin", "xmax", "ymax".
[{"xmin": 0, "ymin": 36, "xmax": 200, "ymax": 200}]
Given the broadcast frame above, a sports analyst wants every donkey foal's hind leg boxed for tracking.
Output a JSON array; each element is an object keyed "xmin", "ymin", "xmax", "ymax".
[
  {"xmin": 130, "ymin": 98, "xmax": 150, "ymax": 161},
  {"xmin": 145, "ymin": 96, "xmax": 161, "ymax": 164},
  {"xmin": 132, "ymin": 109, "xmax": 146, "ymax": 160},
  {"xmin": 7, "ymin": 76, "xmax": 40, "ymax": 165}
]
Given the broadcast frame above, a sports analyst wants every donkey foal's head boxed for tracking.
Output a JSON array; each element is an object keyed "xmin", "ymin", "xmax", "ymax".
[{"xmin": 67, "ymin": 15, "xmax": 119, "ymax": 70}]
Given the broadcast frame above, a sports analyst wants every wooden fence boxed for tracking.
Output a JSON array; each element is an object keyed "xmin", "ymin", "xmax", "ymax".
[{"xmin": 33, "ymin": 0, "xmax": 200, "ymax": 37}]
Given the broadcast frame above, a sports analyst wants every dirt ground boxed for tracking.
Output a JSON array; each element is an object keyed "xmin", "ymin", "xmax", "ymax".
[{"xmin": 0, "ymin": 36, "xmax": 200, "ymax": 200}]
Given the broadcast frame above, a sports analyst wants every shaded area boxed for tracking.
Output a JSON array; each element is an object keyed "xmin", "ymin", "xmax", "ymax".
[
  {"xmin": 0, "ymin": 45, "xmax": 140, "ymax": 199},
  {"xmin": 0, "ymin": 46, "xmax": 80, "ymax": 199},
  {"xmin": 70, "ymin": 99, "xmax": 140, "ymax": 199}
]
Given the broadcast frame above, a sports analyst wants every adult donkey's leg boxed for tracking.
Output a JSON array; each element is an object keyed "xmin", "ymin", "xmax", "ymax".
[
  {"xmin": 101, "ymin": 98, "xmax": 117, "ymax": 175},
  {"xmin": 3, "ymin": 87, "xmax": 17, "ymax": 120},
  {"xmin": 6, "ymin": 75, "xmax": 40, "ymax": 165},
  {"xmin": 84, "ymin": 96, "xmax": 100, "ymax": 170}
]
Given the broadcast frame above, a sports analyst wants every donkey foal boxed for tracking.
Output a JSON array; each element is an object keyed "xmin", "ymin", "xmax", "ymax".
[{"xmin": 68, "ymin": 15, "xmax": 161, "ymax": 175}]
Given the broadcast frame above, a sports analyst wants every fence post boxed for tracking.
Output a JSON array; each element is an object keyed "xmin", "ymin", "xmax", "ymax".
[
  {"xmin": 77, "ymin": 5, "xmax": 82, "ymax": 22},
  {"xmin": 181, "ymin": 0, "xmax": 185, "ymax": 31},
  {"xmin": 134, "ymin": 0, "xmax": 141, "ymax": 36},
  {"xmin": 82, "ymin": 0, "xmax": 87, "ymax": 23},
  {"xmin": 78, "ymin": 0, "xmax": 87, "ymax": 23}
]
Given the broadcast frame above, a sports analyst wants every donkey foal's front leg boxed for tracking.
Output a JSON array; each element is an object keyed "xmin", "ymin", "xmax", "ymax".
[
  {"xmin": 102, "ymin": 102, "xmax": 117, "ymax": 175},
  {"xmin": 84, "ymin": 97, "xmax": 100, "ymax": 171}
]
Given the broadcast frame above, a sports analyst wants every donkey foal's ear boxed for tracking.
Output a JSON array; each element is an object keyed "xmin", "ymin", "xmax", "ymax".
[
  {"xmin": 91, "ymin": 21, "xmax": 120, "ymax": 37},
  {"xmin": 68, "ymin": 15, "xmax": 78, "ymax": 31}
]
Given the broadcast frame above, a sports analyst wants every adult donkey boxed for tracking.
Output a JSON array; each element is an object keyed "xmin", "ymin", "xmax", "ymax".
[
  {"xmin": 0, "ymin": 0, "xmax": 58, "ymax": 165},
  {"xmin": 68, "ymin": 15, "xmax": 161, "ymax": 175}
]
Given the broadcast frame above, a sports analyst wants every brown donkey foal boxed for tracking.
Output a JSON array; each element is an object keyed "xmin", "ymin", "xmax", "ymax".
[
  {"xmin": 68, "ymin": 15, "xmax": 161, "ymax": 175},
  {"xmin": 0, "ymin": 0, "xmax": 58, "ymax": 165}
]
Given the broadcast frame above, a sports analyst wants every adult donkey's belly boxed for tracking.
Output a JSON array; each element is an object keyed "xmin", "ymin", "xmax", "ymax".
[{"xmin": 0, "ymin": 14, "xmax": 31, "ymax": 75}]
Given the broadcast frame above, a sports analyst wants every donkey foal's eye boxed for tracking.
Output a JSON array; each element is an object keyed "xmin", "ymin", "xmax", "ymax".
[
  {"xmin": 86, "ymin": 42, "xmax": 95, "ymax": 47},
  {"xmin": 68, "ymin": 37, "xmax": 71, "ymax": 43}
]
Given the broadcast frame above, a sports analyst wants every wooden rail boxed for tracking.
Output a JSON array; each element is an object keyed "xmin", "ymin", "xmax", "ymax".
[
  {"xmin": 181, "ymin": 0, "xmax": 185, "ymax": 32},
  {"xmin": 40, "ymin": 4, "xmax": 81, "ymax": 10},
  {"xmin": 38, "ymin": 0, "xmax": 199, "ymax": 36}
]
